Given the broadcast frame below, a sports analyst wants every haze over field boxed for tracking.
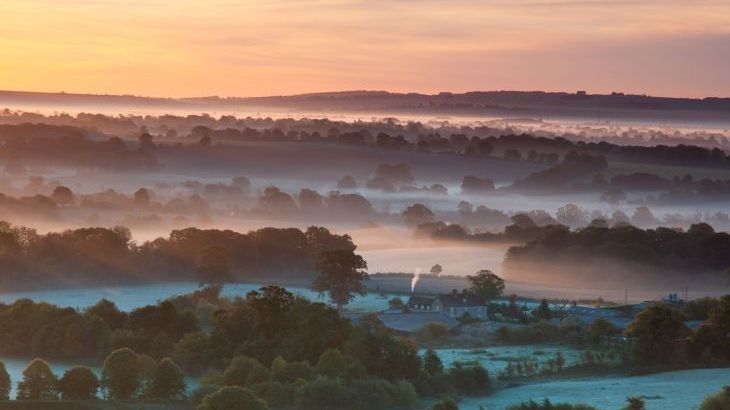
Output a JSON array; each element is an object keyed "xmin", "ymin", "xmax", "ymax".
[{"xmin": 0, "ymin": 1, "xmax": 728, "ymax": 410}]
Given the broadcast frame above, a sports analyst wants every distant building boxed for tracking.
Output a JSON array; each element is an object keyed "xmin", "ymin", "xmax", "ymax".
[{"xmin": 407, "ymin": 289, "xmax": 488, "ymax": 320}]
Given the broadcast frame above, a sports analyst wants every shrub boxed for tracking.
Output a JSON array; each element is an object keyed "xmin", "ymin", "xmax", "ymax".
[
  {"xmin": 197, "ymin": 386, "xmax": 268, "ymax": 410},
  {"xmin": 58, "ymin": 366, "xmax": 99, "ymax": 400}
]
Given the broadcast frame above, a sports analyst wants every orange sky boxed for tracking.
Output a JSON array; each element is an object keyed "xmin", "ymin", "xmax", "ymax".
[{"xmin": 1, "ymin": 0, "xmax": 729, "ymax": 98}]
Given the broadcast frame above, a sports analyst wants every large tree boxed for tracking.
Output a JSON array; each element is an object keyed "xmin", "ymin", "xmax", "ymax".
[
  {"xmin": 626, "ymin": 303, "xmax": 689, "ymax": 366},
  {"xmin": 313, "ymin": 250, "xmax": 368, "ymax": 310},
  {"xmin": 467, "ymin": 270, "xmax": 505, "ymax": 302}
]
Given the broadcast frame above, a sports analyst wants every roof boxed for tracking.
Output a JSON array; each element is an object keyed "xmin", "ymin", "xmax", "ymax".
[
  {"xmin": 407, "ymin": 296, "xmax": 436, "ymax": 306},
  {"xmin": 376, "ymin": 311, "xmax": 459, "ymax": 333},
  {"xmin": 437, "ymin": 293, "xmax": 486, "ymax": 308}
]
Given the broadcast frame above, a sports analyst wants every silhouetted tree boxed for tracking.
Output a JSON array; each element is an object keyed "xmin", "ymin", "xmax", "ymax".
[
  {"xmin": 58, "ymin": 366, "xmax": 99, "ymax": 400},
  {"xmin": 17, "ymin": 358, "xmax": 57, "ymax": 400},
  {"xmin": 467, "ymin": 270, "xmax": 505, "ymax": 302},
  {"xmin": 101, "ymin": 348, "xmax": 140, "ymax": 399},
  {"xmin": 313, "ymin": 250, "xmax": 368, "ymax": 310}
]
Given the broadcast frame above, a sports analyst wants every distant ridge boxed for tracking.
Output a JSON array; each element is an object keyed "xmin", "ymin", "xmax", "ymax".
[{"xmin": 1, "ymin": 89, "xmax": 728, "ymax": 124}]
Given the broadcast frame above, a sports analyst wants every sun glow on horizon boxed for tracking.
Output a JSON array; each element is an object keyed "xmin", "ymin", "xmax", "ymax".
[{"xmin": 1, "ymin": 0, "xmax": 729, "ymax": 98}]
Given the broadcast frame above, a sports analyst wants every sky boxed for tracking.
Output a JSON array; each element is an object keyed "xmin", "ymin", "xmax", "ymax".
[{"xmin": 1, "ymin": 0, "xmax": 729, "ymax": 98}]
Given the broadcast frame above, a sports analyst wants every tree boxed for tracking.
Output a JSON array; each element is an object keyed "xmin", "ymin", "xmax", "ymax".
[
  {"xmin": 199, "ymin": 135, "xmax": 212, "ymax": 146},
  {"xmin": 432, "ymin": 397, "xmax": 459, "ymax": 410},
  {"xmin": 534, "ymin": 299, "xmax": 552, "ymax": 321},
  {"xmin": 197, "ymin": 386, "xmax": 268, "ymax": 410},
  {"xmin": 101, "ymin": 348, "xmax": 140, "ymax": 399},
  {"xmin": 173, "ymin": 332, "xmax": 210, "ymax": 375},
  {"xmin": 313, "ymin": 250, "xmax": 368, "ymax": 310},
  {"xmin": 17, "ymin": 358, "xmax": 58, "ymax": 400},
  {"xmin": 134, "ymin": 188, "xmax": 151, "ymax": 207},
  {"xmin": 402, "ymin": 203, "xmax": 435, "ymax": 227},
  {"xmin": 337, "ymin": 175, "xmax": 357, "ymax": 190},
  {"xmin": 626, "ymin": 304, "xmax": 689, "ymax": 366},
  {"xmin": 467, "ymin": 270, "xmax": 505, "ymax": 302},
  {"xmin": 139, "ymin": 133, "xmax": 156, "ymax": 151},
  {"xmin": 0, "ymin": 362, "xmax": 8, "ymax": 400},
  {"xmin": 588, "ymin": 318, "xmax": 616, "ymax": 344},
  {"xmin": 51, "ymin": 186, "xmax": 74, "ymax": 206},
  {"xmin": 149, "ymin": 358, "xmax": 186, "ymax": 399},
  {"xmin": 196, "ymin": 245, "xmax": 233, "ymax": 285},
  {"xmin": 423, "ymin": 349, "xmax": 443, "ymax": 375},
  {"xmin": 58, "ymin": 366, "xmax": 99, "ymax": 400},
  {"xmin": 430, "ymin": 264, "xmax": 443, "ymax": 275}
]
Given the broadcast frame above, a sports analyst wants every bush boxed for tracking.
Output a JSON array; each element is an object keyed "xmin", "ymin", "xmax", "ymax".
[
  {"xmin": 700, "ymin": 386, "xmax": 730, "ymax": 410},
  {"xmin": 17, "ymin": 358, "xmax": 58, "ymax": 400},
  {"xmin": 197, "ymin": 386, "xmax": 268, "ymax": 410},
  {"xmin": 295, "ymin": 377, "xmax": 353, "ymax": 410},
  {"xmin": 58, "ymin": 366, "xmax": 99, "ymax": 400}
]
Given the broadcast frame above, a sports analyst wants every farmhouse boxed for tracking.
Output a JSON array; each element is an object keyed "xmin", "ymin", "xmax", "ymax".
[{"xmin": 407, "ymin": 289, "xmax": 488, "ymax": 320}]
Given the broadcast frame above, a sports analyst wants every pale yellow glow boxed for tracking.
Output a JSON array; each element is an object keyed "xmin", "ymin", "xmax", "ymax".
[{"xmin": 1, "ymin": 0, "xmax": 728, "ymax": 98}]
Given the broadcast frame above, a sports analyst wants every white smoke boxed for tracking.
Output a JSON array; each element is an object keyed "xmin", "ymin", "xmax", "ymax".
[{"xmin": 411, "ymin": 268, "xmax": 422, "ymax": 293}]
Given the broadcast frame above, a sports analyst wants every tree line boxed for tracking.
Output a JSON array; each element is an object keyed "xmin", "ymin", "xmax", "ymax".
[{"xmin": 0, "ymin": 221, "xmax": 355, "ymax": 289}]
